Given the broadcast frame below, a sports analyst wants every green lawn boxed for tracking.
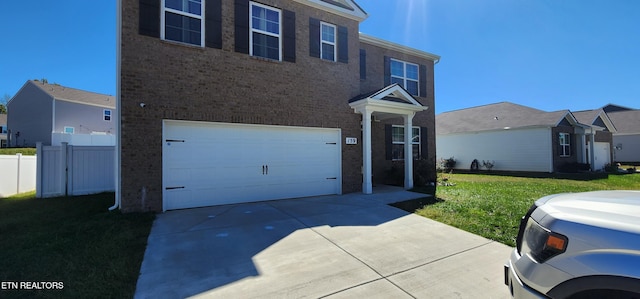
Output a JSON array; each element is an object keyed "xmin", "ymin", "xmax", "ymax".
[
  {"xmin": 0, "ymin": 192, "xmax": 155, "ymax": 298},
  {"xmin": 413, "ymin": 173, "xmax": 640, "ymax": 247},
  {"xmin": 0, "ymin": 148, "xmax": 36, "ymax": 155}
]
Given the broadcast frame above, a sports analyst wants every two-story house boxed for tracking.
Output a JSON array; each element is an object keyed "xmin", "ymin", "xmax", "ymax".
[
  {"xmin": 118, "ymin": 0, "xmax": 439, "ymax": 212},
  {"xmin": 7, "ymin": 80, "xmax": 116, "ymax": 147}
]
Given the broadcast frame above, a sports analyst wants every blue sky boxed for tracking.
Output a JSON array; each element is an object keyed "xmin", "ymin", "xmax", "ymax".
[{"xmin": 1, "ymin": 0, "xmax": 638, "ymax": 114}]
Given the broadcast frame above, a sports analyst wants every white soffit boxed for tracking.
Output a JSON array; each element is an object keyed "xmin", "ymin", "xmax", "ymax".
[{"xmin": 293, "ymin": 0, "xmax": 368, "ymax": 22}]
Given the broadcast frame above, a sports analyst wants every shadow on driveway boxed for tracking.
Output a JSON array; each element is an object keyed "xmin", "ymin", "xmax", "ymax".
[{"xmin": 134, "ymin": 187, "xmax": 511, "ymax": 298}]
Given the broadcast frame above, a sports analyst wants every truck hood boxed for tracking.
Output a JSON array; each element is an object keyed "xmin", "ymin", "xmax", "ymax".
[{"xmin": 535, "ymin": 190, "xmax": 640, "ymax": 234}]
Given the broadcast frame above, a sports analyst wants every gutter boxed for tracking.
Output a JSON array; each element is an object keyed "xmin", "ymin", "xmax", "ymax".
[{"xmin": 109, "ymin": 0, "xmax": 122, "ymax": 211}]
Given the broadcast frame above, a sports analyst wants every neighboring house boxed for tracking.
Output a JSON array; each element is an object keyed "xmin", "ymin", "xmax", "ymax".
[
  {"xmin": 436, "ymin": 102, "xmax": 613, "ymax": 173},
  {"xmin": 571, "ymin": 109, "xmax": 616, "ymax": 170},
  {"xmin": 118, "ymin": 0, "xmax": 439, "ymax": 212},
  {"xmin": 0, "ymin": 114, "xmax": 7, "ymax": 148},
  {"xmin": 607, "ymin": 109, "xmax": 640, "ymax": 163},
  {"xmin": 7, "ymin": 80, "xmax": 116, "ymax": 147}
]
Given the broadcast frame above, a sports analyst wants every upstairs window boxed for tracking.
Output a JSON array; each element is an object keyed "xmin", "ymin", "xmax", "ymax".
[
  {"xmin": 104, "ymin": 109, "xmax": 112, "ymax": 121},
  {"xmin": 320, "ymin": 22, "xmax": 336, "ymax": 61},
  {"xmin": 250, "ymin": 2, "xmax": 281, "ymax": 61},
  {"xmin": 162, "ymin": 0, "xmax": 204, "ymax": 46},
  {"xmin": 392, "ymin": 126, "xmax": 421, "ymax": 160},
  {"xmin": 64, "ymin": 127, "xmax": 75, "ymax": 134},
  {"xmin": 390, "ymin": 59, "xmax": 419, "ymax": 96},
  {"xmin": 559, "ymin": 133, "xmax": 571, "ymax": 157}
]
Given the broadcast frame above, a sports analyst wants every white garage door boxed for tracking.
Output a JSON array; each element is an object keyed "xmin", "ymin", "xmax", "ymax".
[
  {"xmin": 162, "ymin": 120, "xmax": 342, "ymax": 210},
  {"xmin": 593, "ymin": 142, "xmax": 611, "ymax": 171}
]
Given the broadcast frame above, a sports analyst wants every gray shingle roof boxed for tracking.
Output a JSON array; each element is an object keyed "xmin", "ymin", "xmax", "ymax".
[
  {"xmin": 607, "ymin": 110, "xmax": 640, "ymax": 134},
  {"xmin": 0, "ymin": 114, "xmax": 6, "ymax": 125},
  {"xmin": 31, "ymin": 80, "xmax": 115, "ymax": 108},
  {"xmin": 436, "ymin": 102, "xmax": 571, "ymax": 135},
  {"xmin": 572, "ymin": 109, "xmax": 602, "ymax": 125}
]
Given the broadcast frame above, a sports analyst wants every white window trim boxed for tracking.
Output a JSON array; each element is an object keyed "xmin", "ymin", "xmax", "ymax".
[
  {"xmin": 390, "ymin": 58, "xmax": 420, "ymax": 96},
  {"xmin": 104, "ymin": 109, "xmax": 112, "ymax": 122},
  {"xmin": 320, "ymin": 21, "xmax": 337, "ymax": 62},
  {"xmin": 249, "ymin": 1, "xmax": 282, "ymax": 61},
  {"xmin": 64, "ymin": 126, "xmax": 75, "ymax": 134},
  {"xmin": 392, "ymin": 125, "xmax": 420, "ymax": 161},
  {"xmin": 160, "ymin": 0, "xmax": 205, "ymax": 47},
  {"xmin": 559, "ymin": 132, "xmax": 571, "ymax": 157}
]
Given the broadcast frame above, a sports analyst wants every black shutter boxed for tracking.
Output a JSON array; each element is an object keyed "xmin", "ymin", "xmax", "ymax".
[
  {"xmin": 205, "ymin": 0, "xmax": 222, "ymax": 49},
  {"xmin": 419, "ymin": 64, "xmax": 427, "ymax": 97},
  {"xmin": 309, "ymin": 18, "xmax": 320, "ymax": 58},
  {"xmin": 384, "ymin": 56, "xmax": 391, "ymax": 86},
  {"xmin": 385, "ymin": 125, "xmax": 392, "ymax": 160},
  {"xmin": 234, "ymin": 0, "xmax": 249, "ymax": 54},
  {"xmin": 359, "ymin": 49, "xmax": 366, "ymax": 80},
  {"xmin": 139, "ymin": 0, "xmax": 160, "ymax": 38},
  {"xmin": 420, "ymin": 127, "xmax": 428, "ymax": 159},
  {"xmin": 283, "ymin": 10, "xmax": 296, "ymax": 62},
  {"xmin": 337, "ymin": 25, "xmax": 348, "ymax": 63}
]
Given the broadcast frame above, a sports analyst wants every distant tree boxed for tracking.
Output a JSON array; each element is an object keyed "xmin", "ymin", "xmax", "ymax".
[{"xmin": 0, "ymin": 93, "xmax": 9, "ymax": 114}]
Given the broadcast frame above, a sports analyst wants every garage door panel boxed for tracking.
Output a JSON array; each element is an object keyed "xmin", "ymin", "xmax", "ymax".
[{"xmin": 163, "ymin": 121, "xmax": 341, "ymax": 210}]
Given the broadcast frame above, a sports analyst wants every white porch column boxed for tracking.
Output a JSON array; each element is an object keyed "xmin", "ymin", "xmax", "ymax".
[
  {"xmin": 589, "ymin": 132, "xmax": 596, "ymax": 171},
  {"xmin": 404, "ymin": 113, "xmax": 415, "ymax": 189},
  {"xmin": 362, "ymin": 109, "xmax": 373, "ymax": 194}
]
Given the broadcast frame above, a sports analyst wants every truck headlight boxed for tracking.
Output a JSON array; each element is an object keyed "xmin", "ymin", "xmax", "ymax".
[{"xmin": 520, "ymin": 217, "xmax": 568, "ymax": 263}]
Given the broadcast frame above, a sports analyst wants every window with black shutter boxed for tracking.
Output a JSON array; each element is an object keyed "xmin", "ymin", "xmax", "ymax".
[{"xmin": 138, "ymin": 0, "xmax": 221, "ymax": 49}]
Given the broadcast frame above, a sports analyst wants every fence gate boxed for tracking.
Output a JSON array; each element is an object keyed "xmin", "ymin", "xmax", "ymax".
[{"xmin": 36, "ymin": 142, "xmax": 115, "ymax": 198}]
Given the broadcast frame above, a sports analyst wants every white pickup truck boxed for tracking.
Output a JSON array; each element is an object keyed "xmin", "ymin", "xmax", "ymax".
[{"xmin": 505, "ymin": 190, "xmax": 640, "ymax": 298}]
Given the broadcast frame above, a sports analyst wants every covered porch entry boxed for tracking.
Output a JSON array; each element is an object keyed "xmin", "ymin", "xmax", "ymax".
[{"xmin": 349, "ymin": 84, "xmax": 429, "ymax": 194}]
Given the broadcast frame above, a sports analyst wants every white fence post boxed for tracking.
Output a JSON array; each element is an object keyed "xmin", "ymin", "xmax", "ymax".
[{"xmin": 36, "ymin": 142, "xmax": 43, "ymax": 198}]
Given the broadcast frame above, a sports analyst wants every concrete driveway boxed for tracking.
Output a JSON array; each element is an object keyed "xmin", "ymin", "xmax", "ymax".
[{"xmin": 135, "ymin": 187, "xmax": 513, "ymax": 298}]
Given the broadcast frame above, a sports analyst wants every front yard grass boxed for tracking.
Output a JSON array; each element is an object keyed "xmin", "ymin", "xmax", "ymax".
[
  {"xmin": 0, "ymin": 192, "xmax": 155, "ymax": 298},
  {"xmin": 412, "ymin": 173, "xmax": 640, "ymax": 247},
  {"xmin": 0, "ymin": 148, "xmax": 36, "ymax": 155}
]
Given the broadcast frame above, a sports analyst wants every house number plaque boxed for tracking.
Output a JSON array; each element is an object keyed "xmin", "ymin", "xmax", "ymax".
[{"xmin": 346, "ymin": 137, "xmax": 357, "ymax": 145}]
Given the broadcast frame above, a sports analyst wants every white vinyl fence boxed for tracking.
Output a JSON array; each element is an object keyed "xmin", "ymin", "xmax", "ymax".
[
  {"xmin": 36, "ymin": 142, "xmax": 115, "ymax": 198},
  {"xmin": 0, "ymin": 154, "xmax": 37, "ymax": 197}
]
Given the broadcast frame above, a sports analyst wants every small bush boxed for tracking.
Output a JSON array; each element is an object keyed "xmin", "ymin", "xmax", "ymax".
[
  {"xmin": 437, "ymin": 157, "xmax": 456, "ymax": 172},
  {"xmin": 482, "ymin": 160, "xmax": 495, "ymax": 171}
]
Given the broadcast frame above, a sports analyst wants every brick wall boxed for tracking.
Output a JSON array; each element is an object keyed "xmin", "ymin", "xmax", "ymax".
[
  {"xmin": 121, "ymin": 0, "xmax": 437, "ymax": 212},
  {"xmin": 359, "ymin": 42, "xmax": 437, "ymax": 185}
]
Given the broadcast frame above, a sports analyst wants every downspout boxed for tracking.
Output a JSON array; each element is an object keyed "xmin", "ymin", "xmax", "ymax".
[{"xmin": 109, "ymin": 0, "xmax": 122, "ymax": 211}]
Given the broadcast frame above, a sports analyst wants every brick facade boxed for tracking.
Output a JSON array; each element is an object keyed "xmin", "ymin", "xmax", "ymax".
[{"xmin": 120, "ymin": 0, "xmax": 438, "ymax": 212}]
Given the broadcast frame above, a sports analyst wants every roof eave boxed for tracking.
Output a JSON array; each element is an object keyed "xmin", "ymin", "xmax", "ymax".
[
  {"xmin": 292, "ymin": 0, "xmax": 368, "ymax": 22},
  {"xmin": 359, "ymin": 33, "xmax": 440, "ymax": 62}
]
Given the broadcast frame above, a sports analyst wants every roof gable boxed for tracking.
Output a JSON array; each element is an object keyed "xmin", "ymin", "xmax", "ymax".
[
  {"xmin": 436, "ymin": 102, "xmax": 576, "ymax": 135},
  {"xmin": 293, "ymin": 0, "xmax": 367, "ymax": 22},
  {"xmin": 572, "ymin": 109, "xmax": 616, "ymax": 132},
  {"xmin": 29, "ymin": 80, "xmax": 115, "ymax": 109}
]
